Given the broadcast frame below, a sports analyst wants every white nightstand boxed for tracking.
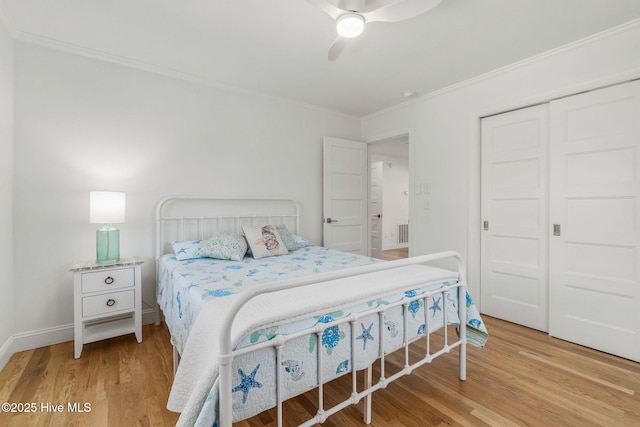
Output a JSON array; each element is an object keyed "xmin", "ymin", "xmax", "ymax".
[{"xmin": 71, "ymin": 256, "xmax": 143, "ymax": 358}]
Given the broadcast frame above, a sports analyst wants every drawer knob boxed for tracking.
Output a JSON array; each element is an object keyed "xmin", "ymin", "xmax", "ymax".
[
  {"xmin": 104, "ymin": 276, "xmax": 115, "ymax": 285},
  {"xmin": 106, "ymin": 299, "xmax": 116, "ymax": 307}
]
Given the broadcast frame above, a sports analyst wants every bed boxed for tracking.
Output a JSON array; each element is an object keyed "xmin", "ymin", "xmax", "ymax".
[{"xmin": 155, "ymin": 196, "xmax": 487, "ymax": 427}]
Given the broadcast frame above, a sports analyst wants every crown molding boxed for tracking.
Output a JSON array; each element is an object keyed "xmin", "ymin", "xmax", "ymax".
[
  {"xmin": 11, "ymin": 28, "xmax": 359, "ymax": 120},
  {"xmin": 362, "ymin": 17, "xmax": 640, "ymax": 122}
]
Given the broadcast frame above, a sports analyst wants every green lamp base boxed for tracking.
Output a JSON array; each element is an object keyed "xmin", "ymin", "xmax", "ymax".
[{"xmin": 96, "ymin": 225, "xmax": 120, "ymax": 263}]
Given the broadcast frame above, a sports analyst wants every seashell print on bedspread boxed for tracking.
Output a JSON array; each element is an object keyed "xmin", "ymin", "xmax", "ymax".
[{"xmin": 157, "ymin": 246, "xmax": 381, "ymax": 354}]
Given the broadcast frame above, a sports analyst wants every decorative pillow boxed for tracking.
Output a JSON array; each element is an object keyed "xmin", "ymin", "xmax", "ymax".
[
  {"xmin": 243, "ymin": 225, "xmax": 289, "ymax": 259},
  {"xmin": 276, "ymin": 224, "xmax": 310, "ymax": 250},
  {"xmin": 197, "ymin": 231, "xmax": 248, "ymax": 261},
  {"xmin": 292, "ymin": 233, "xmax": 310, "ymax": 249},
  {"xmin": 172, "ymin": 240, "xmax": 205, "ymax": 261},
  {"xmin": 276, "ymin": 224, "xmax": 298, "ymax": 251}
]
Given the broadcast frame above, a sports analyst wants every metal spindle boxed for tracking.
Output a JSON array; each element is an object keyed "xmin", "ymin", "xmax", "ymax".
[
  {"xmin": 276, "ymin": 341, "xmax": 284, "ymax": 427},
  {"xmin": 316, "ymin": 329, "xmax": 325, "ymax": 423}
]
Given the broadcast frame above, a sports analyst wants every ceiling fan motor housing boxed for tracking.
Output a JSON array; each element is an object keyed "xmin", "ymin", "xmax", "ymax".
[{"xmin": 335, "ymin": 0, "xmax": 366, "ymax": 13}]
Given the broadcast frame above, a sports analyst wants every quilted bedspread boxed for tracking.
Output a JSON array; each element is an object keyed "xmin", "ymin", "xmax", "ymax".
[
  {"xmin": 157, "ymin": 246, "xmax": 382, "ymax": 354},
  {"xmin": 164, "ymin": 262, "xmax": 487, "ymax": 426}
]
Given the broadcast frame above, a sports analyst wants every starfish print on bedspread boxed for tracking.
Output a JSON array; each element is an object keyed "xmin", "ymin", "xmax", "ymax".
[
  {"xmin": 356, "ymin": 322, "xmax": 374, "ymax": 350},
  {"xmin": 232, "ymin": 364, "xmax": 263, "ymax": 404},
  {"xmin": 429, "ymin": 296, "xmax": 442, "ymax": 317}
]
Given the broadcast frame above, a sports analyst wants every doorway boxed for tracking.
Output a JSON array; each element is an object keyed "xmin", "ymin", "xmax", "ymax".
[{"xmin": 368, "ymin": 136, "xmax": 410, "ymax": 260}]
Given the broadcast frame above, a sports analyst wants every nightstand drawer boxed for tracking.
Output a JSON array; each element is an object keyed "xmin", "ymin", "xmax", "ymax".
[
  {"xmin": 81, "ymin": 267, "xmax": 134, "ymax": 293},
  {"xmin": 82, "ymin": 290, "xmax": 134, "ymax": 317}
]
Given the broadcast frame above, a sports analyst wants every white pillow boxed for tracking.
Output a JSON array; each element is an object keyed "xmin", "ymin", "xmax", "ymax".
[{"xmin": 243, "ymin": 225, "xmax": 289, "ymax": 259}]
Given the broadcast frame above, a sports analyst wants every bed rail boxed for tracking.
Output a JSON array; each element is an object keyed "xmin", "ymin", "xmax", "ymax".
[{"xmin": 218, "ymin": 251, "xmax": 467, "ymax": 427}]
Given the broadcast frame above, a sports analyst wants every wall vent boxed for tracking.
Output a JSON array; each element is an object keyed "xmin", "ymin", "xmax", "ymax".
[{"xmin": 398, "ymin": 223, "xmax": 409, "ymax": 244}]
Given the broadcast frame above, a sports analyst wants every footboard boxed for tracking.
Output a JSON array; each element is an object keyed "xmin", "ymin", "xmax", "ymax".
[{"xmin": 218, "ymin": 251, "xmax": 468, "ymax": 427}]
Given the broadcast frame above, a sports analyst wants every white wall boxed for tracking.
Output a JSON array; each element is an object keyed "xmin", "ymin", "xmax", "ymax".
[
  {"xmin": 7, "ymin": 18, "xmax": 640, "ymax": 360},
  {"xmin": 0, "ymin": 20, "xmax": 14, "ymax": 366},
  {"xmin": 12, "ymin": 42, "xmax": 361, "ymax": 350},
  {"xmin": 362, "ymin": 21, "xmax": 640, "ymax": 300}
]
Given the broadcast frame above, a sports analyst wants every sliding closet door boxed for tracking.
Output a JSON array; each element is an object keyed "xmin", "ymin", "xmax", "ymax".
[
  {"xmin": 481, "ymin": 104, "xmax": 549, "ymax": 332},
  {"xmin": 549, "ymin": 80, "xmax": 640, "ymax": 362}
]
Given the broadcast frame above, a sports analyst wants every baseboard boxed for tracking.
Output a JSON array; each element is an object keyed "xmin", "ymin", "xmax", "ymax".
[
  {"xmin": 0, "ymin": 307, "xmax": 158, "ymax": 371},
  {"xmin": 12, "ymin": 323, "xmax": 74, "ymax": 354},
  {"xmin": 0, "ymin": 335, "xmax": 14, "ymax": 372},
  {"xmin": 142, "ymin": 307, "xmax": 157, "ymax": 325}
]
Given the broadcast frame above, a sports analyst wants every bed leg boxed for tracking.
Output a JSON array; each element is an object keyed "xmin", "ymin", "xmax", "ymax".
[
  {"xmin": 458, "ymin": 284, "xmax": 467, "ymax": 381},
  {"xmin": 363, "ymin": 365, "xmax": 372, "ymax": 424},
  {"xmin": 155, "ymin": 304, "xmax": 161, "ymax": 326},
  {"xmin": 460, "ymin": 340, "xmax": 467, "ymax": 381},
  {"xmin": 173, "ymin": 346, "xmax": 180, "ymax": 376}
]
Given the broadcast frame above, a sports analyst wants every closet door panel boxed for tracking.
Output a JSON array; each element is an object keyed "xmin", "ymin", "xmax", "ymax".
[
  {"xmin": 549, "ymin": 80, "xmax": 640, "ymax": 362},
  {"xmin": 481, "ymin": 104, "xmax": 549, "ymax": 332}
]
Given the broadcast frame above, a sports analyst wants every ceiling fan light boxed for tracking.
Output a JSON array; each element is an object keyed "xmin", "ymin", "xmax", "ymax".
[{"xmin": 336, "ymin": 13, "xmax": 365, "ymax": 38}]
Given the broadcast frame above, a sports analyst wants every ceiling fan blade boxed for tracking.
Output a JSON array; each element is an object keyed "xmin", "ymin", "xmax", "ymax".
[
  {"xmin": 364, "ymin": 0, "xmax": 442, "ymax": 23},
  {"xmin": 306, "ymin": 0, "xmax": 342, "ymax": 20},
  {"xmin": 328, "ymin": 36, "xmax": 348, "ymax": 61}
]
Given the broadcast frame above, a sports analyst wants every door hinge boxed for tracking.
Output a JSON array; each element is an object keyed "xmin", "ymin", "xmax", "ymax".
[
  {"xmin": 553, "ymin": 224, "xmax": 561, "ymax": 236},
  {"xmin": 483, "ymin": 220, "xmax": 489, "ymax": 231}
]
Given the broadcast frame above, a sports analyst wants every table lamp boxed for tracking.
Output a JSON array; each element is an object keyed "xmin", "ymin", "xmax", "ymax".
[{"xmin": 89, "ymin": 191, "xmax": 125, "ymax": 263}]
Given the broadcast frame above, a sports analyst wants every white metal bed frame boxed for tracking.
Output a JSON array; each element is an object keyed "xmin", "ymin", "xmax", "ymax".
[
  {"xmin": 155, "ymin": 197, "xmax": 467, "ymax": 427},
  {"xmin": 155, "ymin": 196, "xmax": 300, "ymax": 323}
]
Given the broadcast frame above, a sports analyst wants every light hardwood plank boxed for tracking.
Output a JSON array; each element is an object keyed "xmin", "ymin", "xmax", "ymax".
[
  {"xmin": 0, "ymin": 317, "xmax": 638, "ymax": 426},
  {"xmin": 380, "ymin": 248, "xmax": 409, "ymax": 261},
  {"xmin": 0, "ymin": 324, "xmax": 179, "ymax": 426}
]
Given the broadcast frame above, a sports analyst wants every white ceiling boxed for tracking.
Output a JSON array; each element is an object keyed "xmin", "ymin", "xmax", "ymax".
[{"xmin": 2, "ymin": 0, "xmax": 640, "ymax": 117}]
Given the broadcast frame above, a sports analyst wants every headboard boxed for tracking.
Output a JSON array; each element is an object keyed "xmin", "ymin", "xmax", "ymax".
[{"xmin": 155, "ymin": 196, "xmax": 300, "ymax": 258}]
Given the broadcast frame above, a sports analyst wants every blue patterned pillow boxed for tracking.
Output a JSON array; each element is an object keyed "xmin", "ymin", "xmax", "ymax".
[
  {"xmin": 292, "ymin": 233, "xmax": 310, "ymax": 249},
  {"xmin": 197, "ymin": 231, "xmax": 248, "ymax": 261},
  {"xmin": 276, "ymin": 224, "xmax": 298, "ymax": 251},
  {"xmin": 276, "ymin": 224, "xmax": 309, "ymax": 250},
  {"xmin": 172, "ymin": 240, "xmax": 205, "ymax": 261}
]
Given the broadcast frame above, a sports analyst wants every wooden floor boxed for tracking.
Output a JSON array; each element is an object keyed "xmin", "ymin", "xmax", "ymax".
[
  {"xmin": 1, "ymin": 317, "xmax": 639, "ymax": 426},
  {"xmin": 380, "ymin": 248, "xmax": 409, "ymax": 260}
]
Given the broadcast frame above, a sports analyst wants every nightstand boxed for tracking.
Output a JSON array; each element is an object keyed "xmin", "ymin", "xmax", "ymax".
[{"xmin": 70, "ymin": 256, "xmax": 143, "ymax": 358}]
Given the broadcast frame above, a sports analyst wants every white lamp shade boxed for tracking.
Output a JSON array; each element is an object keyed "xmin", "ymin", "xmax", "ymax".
[{"xmin": 90, "ymin": 191, "xmax": 126, "ymax": 224}]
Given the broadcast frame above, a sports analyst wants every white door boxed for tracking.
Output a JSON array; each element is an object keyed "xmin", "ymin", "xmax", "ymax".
[
  {"xmin": 322, "ymin": 137, "xmax": 368, "ymax": 255},
  {"xmin": 481, "ymin": 104, "xmax": 549, "ymax": 332},
  {"xmin": 549, "ymin": 80, "xmax": 640, "ymax": 362},
  {"xmin": 369, "ymin": 161, "xmax": 383, "ymax": 259}
]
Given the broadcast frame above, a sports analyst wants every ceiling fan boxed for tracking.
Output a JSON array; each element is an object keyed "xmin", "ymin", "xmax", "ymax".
[{"xmin": 307, "ymin": 0, "xmax": 442, "ymax": 61}]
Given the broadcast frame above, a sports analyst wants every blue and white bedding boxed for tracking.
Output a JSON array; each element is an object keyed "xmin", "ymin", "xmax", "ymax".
[
  {"xmin": 157, "ymin": 246, "xmax": 383, "ymax": 354},
  {"xmin": 158, "ymin": 247, "xmax": 488, "ymax": 426}
]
